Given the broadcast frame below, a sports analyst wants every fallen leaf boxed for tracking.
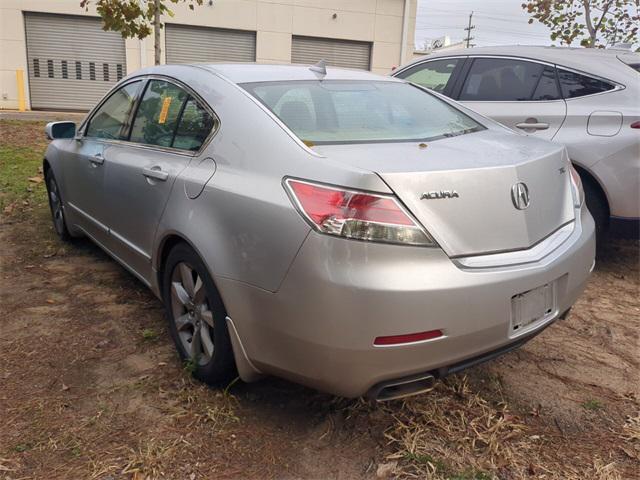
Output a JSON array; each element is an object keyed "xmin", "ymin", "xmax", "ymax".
[
  {"xmin": 61, "ymin": 383, "xmax": 69, "ymax": 391},
  {"xmin": 46, "ymin": 299, "xmax": 55, "ymax": 304},
  {"xmin": 28, "ymin": 176, "xmax": 43, "ymax": 184}
]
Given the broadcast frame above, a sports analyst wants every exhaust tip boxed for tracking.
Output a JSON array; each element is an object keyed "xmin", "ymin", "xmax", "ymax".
[{"xmin": 367, "ymin": 373, "xmax": 435, "ymax": 402}]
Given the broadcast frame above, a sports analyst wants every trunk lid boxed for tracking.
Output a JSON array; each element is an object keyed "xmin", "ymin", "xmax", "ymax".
[{"xmin": 313, "ymin": 130, "xmax": 575, "ymax": 257}]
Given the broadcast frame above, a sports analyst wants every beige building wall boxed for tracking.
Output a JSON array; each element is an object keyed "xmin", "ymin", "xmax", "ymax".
[{"xmin": 0, "ymin": 0, "xmax": 417, "ymax": 110}]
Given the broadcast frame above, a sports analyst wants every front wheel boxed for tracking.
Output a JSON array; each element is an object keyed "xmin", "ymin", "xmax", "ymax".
[
  {"xmin": 45, "ymin": 170, "xmax": 71, "ymax": 241},
  {"xmin": 162, "ymin": 243, "xmax": 237, "ymax": 386}
]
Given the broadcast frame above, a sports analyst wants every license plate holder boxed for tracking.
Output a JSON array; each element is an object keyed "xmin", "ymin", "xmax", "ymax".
[{"xmin": 510, "ymin": 282, "xmax": 556, "ymax": 336}]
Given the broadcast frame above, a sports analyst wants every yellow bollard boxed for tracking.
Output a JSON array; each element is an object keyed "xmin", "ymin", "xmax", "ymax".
[{"xmin": 16, "ymin": 70, "xmax": 26, "ymax": 112}]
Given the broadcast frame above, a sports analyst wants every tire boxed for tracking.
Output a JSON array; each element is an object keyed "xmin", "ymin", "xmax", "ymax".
[
  {"xmin": 45, "ymin": 169, "xmax": 71, "ymax": 242},
  {"xmin": 162, "ymin": 243, "xmax": 237, "ymax": 386},
  {"xmin": 582, "ymin": 176, "xmax": 609, "ymax": 246}
]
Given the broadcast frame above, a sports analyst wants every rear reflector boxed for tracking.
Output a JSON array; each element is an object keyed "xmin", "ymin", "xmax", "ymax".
[
  {"xmin": 631, "ymin": 121, "xmax": 640, "ymax": 129},
  {"xmin": 374, "ymin": 329, "xmax": 443, "ymax": 346}
]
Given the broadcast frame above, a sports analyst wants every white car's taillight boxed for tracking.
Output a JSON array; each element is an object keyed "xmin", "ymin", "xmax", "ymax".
[
  {"xmin": 569, "ymin": 165, "xmax": 585, "ymax": 208},
  {"xmin": 284, "ymin": 178, "xmax": 436, "ymax": 246}
]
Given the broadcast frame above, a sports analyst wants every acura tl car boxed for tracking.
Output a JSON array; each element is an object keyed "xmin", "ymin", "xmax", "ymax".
[
  {"xmin": 43, "ymin": 64, "xmax": 595, "ymax": 400},
  {"xmin": 393, "ymin": 46, "xmax": 640, "ymax": 239}
]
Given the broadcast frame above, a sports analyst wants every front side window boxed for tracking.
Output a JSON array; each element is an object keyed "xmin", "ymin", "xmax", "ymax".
[
  {"xmin": 85, "ymin": 81, "xmax": 142, "ymax": 139},
  {"xmin": 398, "ymin": 58, "xmax": 460, "ymax": 93},
  {"xmin": 242, "ymin": 80, "xmax": 483, "ymax": 144},
  {"xmin": 557, "ymin": 69, "xmax": 615, "ymax": 99},
  {"xmin": 459, "ymin": 58, "xmax": 547, "ymax": 101},
  {"xmin": 130, "ymin": 80, "xmax": 189, "ymax": 148}
]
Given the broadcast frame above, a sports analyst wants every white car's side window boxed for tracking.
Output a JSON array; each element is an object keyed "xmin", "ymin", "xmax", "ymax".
[
  {"xmin": 460, "ymin": 58, "xmax": 550, "ymax": 102},
  {"xmin": 401, "ymin": 58, "xmax": 461, "ymax": 93}
]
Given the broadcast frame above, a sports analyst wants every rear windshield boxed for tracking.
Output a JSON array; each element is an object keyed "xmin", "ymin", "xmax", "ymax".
[{"xmin": 241, "ymin": 80, "xmax": 484, "ymax": 145}]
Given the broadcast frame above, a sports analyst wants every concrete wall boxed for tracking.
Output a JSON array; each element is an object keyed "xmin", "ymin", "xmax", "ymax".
[{"xmin": 0, "ymin": 0, "xmax": 417, "ymax": 110}]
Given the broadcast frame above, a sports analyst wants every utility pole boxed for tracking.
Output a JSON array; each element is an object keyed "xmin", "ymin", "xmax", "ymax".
[{"xmin": 464, "ymin": 11, "xmax": 475, "ymax": 48}]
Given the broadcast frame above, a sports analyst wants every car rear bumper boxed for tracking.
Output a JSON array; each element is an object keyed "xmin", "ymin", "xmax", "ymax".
[{"xmin": 217, "ymin": 208, "xmax": 595, "ymax": 398}]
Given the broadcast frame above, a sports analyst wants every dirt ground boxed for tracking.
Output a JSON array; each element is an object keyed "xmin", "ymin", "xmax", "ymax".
[{"xmin": 0, "ymin": 120, "xmax": 639, "ymax": 479}]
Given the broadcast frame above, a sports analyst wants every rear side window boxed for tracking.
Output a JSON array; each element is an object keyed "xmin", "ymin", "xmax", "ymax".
[
  {"xmin": 398, "ymin": 58, "xmax": 460, "ymax": 93},
  {"xmin": 459, "ymin": 58, "xmax": 546, "ymax": 101},
  {"xmin": 531, "ymin": 66, "xmax": 561, "ymax": 101},
  {"xmin": 172, "ymin": 98, "xmax": 216, "ymax": 151},
  {"xmin": 130, "ymin": 80, "xmax": 189, "ymax": 148},
  {"xmin": 557, "ymin": 69, "xmax": 615, "ymax": 98},
  {"xmin": 85, "ymin": 81, "xmax": 142, "ymax": 140}
]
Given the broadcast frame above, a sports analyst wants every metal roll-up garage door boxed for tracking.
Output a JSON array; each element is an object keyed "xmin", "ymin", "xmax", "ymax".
[
  {"xmin": 166, "ymin": 24, "xmax": 256, "ymax": 64},
  {"xmin": 24, "ymin": 12, "xmax": 127, "ymax": 111},
  {"xmin": 292, "ymin": 36, "xmax": 371, "ymax": 70}
]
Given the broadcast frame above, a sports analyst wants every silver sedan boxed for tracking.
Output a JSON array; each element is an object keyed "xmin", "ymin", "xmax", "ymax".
[{"xmin": 43, "ymin": 64, "xmax": 595, "ymax": 400}]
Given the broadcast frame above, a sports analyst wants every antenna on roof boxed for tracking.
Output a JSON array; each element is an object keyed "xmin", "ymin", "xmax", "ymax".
[{"xmin": 309, "ymin": 59, "xmax": 327, "ymax": 77}]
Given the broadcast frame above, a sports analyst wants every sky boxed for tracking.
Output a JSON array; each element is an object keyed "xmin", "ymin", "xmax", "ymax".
[{"xmin": 414, "ymin": 0, "xmax": 555, "ymax": 50}]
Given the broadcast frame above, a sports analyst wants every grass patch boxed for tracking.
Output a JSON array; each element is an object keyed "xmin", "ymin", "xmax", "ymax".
[
  {"xmin": 183, "ymin": 358, "xmax": 197, "ymax": 374},
  {"xmin": 0, "ymin": 120, "xmax": 48, "ymax": 213},
  {"xmin": 582, "ymin": 399, "xmax": 603, "ymax": 411},
  {"xmin": 141, "ymin": 328, "xmax": 158, "ymax": 341}
]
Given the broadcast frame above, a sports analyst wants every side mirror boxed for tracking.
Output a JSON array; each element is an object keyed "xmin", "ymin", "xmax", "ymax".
[{"xmin": 45, "ymin": 121, "xmax": 76, "ymax": 140}]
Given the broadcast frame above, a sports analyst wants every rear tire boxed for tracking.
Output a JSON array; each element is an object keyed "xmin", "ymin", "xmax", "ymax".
[
  {"xmin": 582, "ymin": 176, "xmax": 609, "ymax": 246},
  {"xmin": 162, "ymin": 243, "xmax": 237, "ymax": 386},
  {"xmin": 45, "ymin": 170, "xmax": 71, "ymax": 242}
]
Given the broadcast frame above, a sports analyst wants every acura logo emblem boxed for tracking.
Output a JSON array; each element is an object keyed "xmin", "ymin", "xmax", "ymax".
[{"xmin": 511, "ymin": 182, "xmax": 530, "ymax": 210}]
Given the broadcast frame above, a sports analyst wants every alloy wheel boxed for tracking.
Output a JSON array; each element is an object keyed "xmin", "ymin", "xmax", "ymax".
[{"xmin": 170, "ymin": 262, "xmax": 215, "ymax": 365}]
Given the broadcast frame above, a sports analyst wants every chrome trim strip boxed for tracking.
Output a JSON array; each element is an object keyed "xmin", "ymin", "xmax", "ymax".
[
  {"xmin": 69, "ymin": 202, "xmax": 151, "ymax": 262},
  {"xmin": 75, "ymin": 226, "xmax": 151, "ymax": 288},
  {"xmin": 67, "ymin": 202, "xmax": 109, "ymax": 233},
  {"xmin": 79, "ymin": 73, "xmax": 221, "ymax": 157},
  {"xmin": 455, "ymin": 221, "xmax": 576, "ymax": 269},
  {"xmin": 394, "ymin": 54, "xmax": 626, "ymax": 100},
  {"xmin": 110, "ymin": 229, "xmax": 152, "ymax": 261}
]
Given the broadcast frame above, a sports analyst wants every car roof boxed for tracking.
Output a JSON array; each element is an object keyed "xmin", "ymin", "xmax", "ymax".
[
  {"xmin": 133, "ymin": 63, "xmax": 400, "ymax": 84},
  {"xmin": 400, "ymin": 45, "xmax": 639, "ymax": 84}
]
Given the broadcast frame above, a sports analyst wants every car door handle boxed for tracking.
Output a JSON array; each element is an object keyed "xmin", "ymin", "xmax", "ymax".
[
  {"xmin": 142, "ymin": 166, "xmax": 169, "ymax": 182},
  {"xmin": 89, "ymin": 153, "xmax": 104, "ymax": 165},
  {"xmin": 515, "ymin": 122, "xmax": 549, "ymax": 131}
]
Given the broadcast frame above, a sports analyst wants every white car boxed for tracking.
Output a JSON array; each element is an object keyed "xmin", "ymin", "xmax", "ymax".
[{"xmin": 393, "ymin": 46, "xmax": 640, "ymax": 239}]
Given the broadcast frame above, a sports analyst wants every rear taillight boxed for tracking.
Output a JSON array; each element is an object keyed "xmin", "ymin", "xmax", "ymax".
[
  {"xmin": 631, "ymin": 121, "xmax": 640, "ymax": 129},
  {"xmin": 569, "ymin": 164, "xmax": 585, "ymax": 208},
  {"xmin": 284, "ymin": 178, "xmax": 435, "ymax": 246}
]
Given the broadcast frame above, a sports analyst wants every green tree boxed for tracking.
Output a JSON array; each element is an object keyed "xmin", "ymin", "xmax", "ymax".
[
  {"xmin": 80, "ymin": 0, "xmax": 204, "ymax": 65},
  {"xmin": 522, "ymin": 0, "xmax": 639, "ymax": 48}
]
